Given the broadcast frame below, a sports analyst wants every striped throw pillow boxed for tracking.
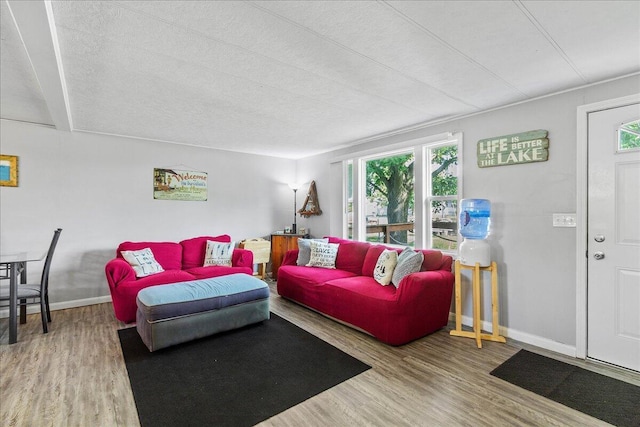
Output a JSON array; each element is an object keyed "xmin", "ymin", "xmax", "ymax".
[{"xmin": 391, "ymin": 247, "xmax": 424, "ymax": 287}]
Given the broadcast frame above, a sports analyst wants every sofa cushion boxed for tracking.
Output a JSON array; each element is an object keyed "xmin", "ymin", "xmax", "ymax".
[
  {"xmin": 392, "ymin": 247, "xmax": 424, "ymax": 287},
  {"xmin": 334, "ymin": 241, "xmax": 370, "ymax": 275},
  {"xmin": 307, "ymin": 241, "xmax": 339, "ymax": 268},
  {"xmin": 121, "ymin": 248, "xmax": 165, "ymax": 278},
  {"xmin": 297, "ymin": 238, "xmax": 328, "ymax": 266},
  {"xmin": 277, "ymin": 265, "xmax": 357, "ymax": 288},
  {"xmin": 180, "ymin": 235, "xmax": 231, "ymax": 269},
  {"xmin": 118, "ymin": 270, "xmax": 195, "ymax": 291},
  {"xmin": 185, "ymin": 266, "xmax": 253, "ymax": 280},
  {"xmin": 117, "ymin": 241, "xmax": 183, "ymax": 271},
  {"xmin": 373, "ymin": 249, "xmax": 398, "ymax": 286},
  {"xmin": 324, "ymin": 276, "xmax": 398, "ymax": 302},
  {"xmin": 326, "ymin": 236, "xmax": 352, "ymax": 244},
  {"xmin": 419, "ymin": 250, "xmax": 445, "ymax": 271},
  {"xmin": 203, "ymin": 240, "xmax": 235, "ymax": 267},
  {"xmin": 362, "ymin": 245, "xmax": 386, "ymax": 277}
]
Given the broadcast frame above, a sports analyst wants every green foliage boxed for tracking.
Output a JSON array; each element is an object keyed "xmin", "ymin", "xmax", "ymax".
[
  {"xmin": 620, "ymin": 121, "xmax": 640, "ymax": 150},
  {"xmin": 431, "ymin": 146, "xmax": 458, "ymax": 197},
  {"xmin": 364, "ymin": 146, "xmax": 458, "ymax": 244},
  {"xmin": 366, "ymin": 153, "xmax": 413, "ymax": 222}
]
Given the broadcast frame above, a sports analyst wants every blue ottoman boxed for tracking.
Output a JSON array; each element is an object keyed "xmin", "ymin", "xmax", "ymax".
[{"xmin": 136, "ymin": 273, "xmax": 270, "ymax": 351}]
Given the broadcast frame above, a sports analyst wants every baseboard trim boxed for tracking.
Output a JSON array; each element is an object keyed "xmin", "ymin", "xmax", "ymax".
[
  {"xmin": 0, "ymin": 295, "xmax": 112, "ymax": 319},
  {"xmin": 448, "ymin": 312, "xmax": 576, "ymax": 358}
]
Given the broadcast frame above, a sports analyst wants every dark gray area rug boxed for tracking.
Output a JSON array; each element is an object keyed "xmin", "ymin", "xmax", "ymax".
[
  {"xmin": 118, "ymin": 313, "xmax": 370, "ymax": 427},
  {"xmin": 490, "ymin": 349, "xmax": 640, "ymax": 427}
]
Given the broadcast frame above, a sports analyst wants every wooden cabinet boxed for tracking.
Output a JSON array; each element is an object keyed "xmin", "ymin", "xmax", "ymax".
[{"xmin": 270, "ymin": 234, "xmax": 305, "ymax": 280}]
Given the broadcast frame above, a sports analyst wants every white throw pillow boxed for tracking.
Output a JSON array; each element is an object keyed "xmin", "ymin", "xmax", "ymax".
[
  {"xmin": 121, "ymin": 248, "xmax": 164, "ymax": 278},
  {"xmin": 391, "ymin": 247, "xmax": 424, "ymax": 287},
  {"xmin": 306, "ymin": 240, "xmax": 339, "ymax": 269},
  {"xmin": 203, "ymin": 240, "xmax": 235, "ymax": 267},
  {"xmin": 373, "ymin": 249, "xmax": 398, "ymax": 286},
  {"xmin": 297, "ymin": 238, "xmax": 329, "ymax": 266}
]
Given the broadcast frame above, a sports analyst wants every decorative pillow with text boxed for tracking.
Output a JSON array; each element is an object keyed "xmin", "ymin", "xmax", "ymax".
[
  {"xmin": 307, "ymin": 240, "xmax": 339, "ymax": 269},
  {"xmin": 297, "ymin": 238, "xmax": 329, "ymax": 266},
  {"xmin": 373, "ymin": 249, "xmax": 398, "ymax": 286},
  {"xmin": 203, "ymin": 240, "xmax": 235, "ymax": 267},
  {"xmin": 121, "ymin": 248, "xmax": 164, "ymax": 278}
]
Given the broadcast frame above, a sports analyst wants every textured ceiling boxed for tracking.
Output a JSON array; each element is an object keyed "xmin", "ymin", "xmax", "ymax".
[{"xmin": 1, "ymin": 1, "xmax": 639, "ymax": 159}]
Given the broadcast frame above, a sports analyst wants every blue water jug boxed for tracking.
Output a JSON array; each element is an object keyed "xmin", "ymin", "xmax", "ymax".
[{"xmin": 459, "ymin": 199, "xmax": 491, "ymax": 239}]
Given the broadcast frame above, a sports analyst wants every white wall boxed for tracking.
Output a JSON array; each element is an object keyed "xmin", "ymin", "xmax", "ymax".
[
  {"xmin": 0, "ymin": 120, "xmax": 296, "ymax": 306},
  {"xmin": 3, "ymin": 74, "xmax": 638, "ymax": 354},
  {"xmin": 298, "ymin": 75, "xmax": 640, "ymax": 354}
]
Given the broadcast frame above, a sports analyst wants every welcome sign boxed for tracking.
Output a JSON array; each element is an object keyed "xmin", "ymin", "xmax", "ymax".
[
  {"xmin": 153, "ymin": 168, "xmax": 208, "ymax": 201},
  {"xmin": 477, "ymin": 130, "xmax": 549, "ymax": 168}
]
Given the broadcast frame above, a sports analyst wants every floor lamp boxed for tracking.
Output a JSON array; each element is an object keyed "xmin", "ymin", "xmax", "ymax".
[{"xmin": 288, "ymin": 183, "xmax": 300, "ymax": 234}]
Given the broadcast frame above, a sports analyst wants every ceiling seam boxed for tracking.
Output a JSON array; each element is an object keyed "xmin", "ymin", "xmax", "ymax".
[
  {"xmin": 513, "ymin": 0, "xmax": 588, "ymax": 84},
  {"xmin": 245, "ymin": 0, "xmax": 480, "ymax": 111},
  {"xmin": 7, "ymin": 0, "xmax": 73, "ymax": 131},
  {"xmin": 105, "ymin": 1, "xmax": 433, "ymax": 116},
  {"xmin": 44, "ymin": 0, "xmax": 73, "ymax": 130},
  {"xmin": 5, "ymin": 1, "xmax": 53, "ymax": 126},
  {"xmin": 378, "ymin": 0, "xmax": 530, "ymax": 99}
]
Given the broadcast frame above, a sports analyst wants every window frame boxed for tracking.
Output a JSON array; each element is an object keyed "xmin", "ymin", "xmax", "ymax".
[
  {"xmin": 339, "ymin": 132, "xmax": 462, "ymax": 254},
  {"xmin": 423, "ymin": 140, "xmax": 461, "ymax": 251}
]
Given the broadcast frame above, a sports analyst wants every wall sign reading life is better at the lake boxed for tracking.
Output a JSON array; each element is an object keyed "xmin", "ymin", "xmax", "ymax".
[{"xmin": 477, "ymin": 130, "xmax": 549, "ymax": 168}]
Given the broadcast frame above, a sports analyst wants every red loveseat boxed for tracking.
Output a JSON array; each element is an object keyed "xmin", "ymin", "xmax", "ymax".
[
  {"xmin": 276, "ymin": 237, "xmax": 454, "ymax": 345},
  {"xmin": 105, "ymin": 235, "xmax": 253, "ymax": 323}
]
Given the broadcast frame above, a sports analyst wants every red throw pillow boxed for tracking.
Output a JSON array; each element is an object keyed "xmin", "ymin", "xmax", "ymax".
[
  {"xmin": 362, "ymin": 245, "xmax": 386, "ymax": 277},
  {"xmin": 335, "ymin": 241, "xmax": 370, "ymax": 275},
  {"xmin": 180, "ymin": 235, "xmax": 231, "ymax": 269},
  {"xmin": 419, "ymin": 250, "xmax": 444, "ymax": 271}
]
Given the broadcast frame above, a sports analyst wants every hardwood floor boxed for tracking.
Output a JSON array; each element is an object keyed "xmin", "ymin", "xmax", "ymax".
[{"xmin": 1, "ymin": 281, "xmax": 638, "ymax": 426}]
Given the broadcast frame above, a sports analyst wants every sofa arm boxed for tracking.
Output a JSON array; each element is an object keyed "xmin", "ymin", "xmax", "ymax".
[
  {"xmin": 105, "ymin": 258, "xmax": 136, "ymax": 289},
  {"xmin": 396, "ymin": 270, "xmax": 454, "ymax": 305},
  {"xmin": 282, "ymin": 249, "xmax": 299, "ymax": 266},
  {"xmin": 232, "ymin": 248, "xmax": 254, "ymax": 268}
]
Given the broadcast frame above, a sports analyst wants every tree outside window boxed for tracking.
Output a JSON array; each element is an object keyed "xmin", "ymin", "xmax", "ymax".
[
  {"xmin": 429, "ymin": 145, "xmax": 458, "ymax": 250},
  {"xmin": 359, "ymin": 144, "xmax": 458, "ymax": 249},
  {"xmin": 344, "ymin": 133, "xmax": 461, "ymax": 252},
  {"xmin": 366, "ymin": 152, "xmax": 415, "ymax": 245}
]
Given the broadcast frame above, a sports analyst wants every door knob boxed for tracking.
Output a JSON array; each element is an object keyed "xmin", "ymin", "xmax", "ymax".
[
  {"xmin": 593, "ymin": 251, "xmax": 605, "ymax": 260},
  {"xmin": 594, "ymin": 234, "xmax": 605, "ymax": 243}
]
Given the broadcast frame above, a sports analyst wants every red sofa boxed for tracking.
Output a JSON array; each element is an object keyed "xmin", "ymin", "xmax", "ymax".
[
  {"xmin": 276, "ymin": 237, "xmax": 454, "ymax": 345},
  {"xmin": 105, "ymin": 235, "xmax": 253, "ymax": 323}
]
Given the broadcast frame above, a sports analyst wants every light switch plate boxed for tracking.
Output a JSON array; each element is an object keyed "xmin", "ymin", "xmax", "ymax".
[{"xmin": 553, "ymin": 213, "xmax": 576, "ymax": 227}]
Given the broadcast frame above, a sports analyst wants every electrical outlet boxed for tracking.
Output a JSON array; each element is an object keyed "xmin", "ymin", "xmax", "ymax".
[{"xmin": 553, "ymin": 213, "xmax": 576, "ymax": 227}]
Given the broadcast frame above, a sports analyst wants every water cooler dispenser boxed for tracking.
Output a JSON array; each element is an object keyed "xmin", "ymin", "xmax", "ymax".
[{"xmin": 459, "ymin": 198, "xmax": 491, "ymax": 267}]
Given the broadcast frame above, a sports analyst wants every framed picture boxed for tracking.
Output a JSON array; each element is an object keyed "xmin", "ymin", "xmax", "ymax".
[
  {"xmin": 153, "ymin": 168, "xmax": 208, "ymax": 201},
  {"xmin": 0, "ymin": 155, "xmax": 18, "ymax": 187}
]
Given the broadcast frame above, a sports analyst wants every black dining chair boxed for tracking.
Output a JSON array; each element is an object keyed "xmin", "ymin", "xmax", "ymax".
[{"xmin": 0, "ymin": 228, "xmax": 62, "ymax": 333}]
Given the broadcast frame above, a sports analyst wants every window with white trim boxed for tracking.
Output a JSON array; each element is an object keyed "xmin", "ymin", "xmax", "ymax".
[
  {"xmin": 426, "ymin": 143, "xmax": 459, "ymax": 251},
  {"xmin": 342, "ymin": 133, "xmax": 461, "ymax": 252}
]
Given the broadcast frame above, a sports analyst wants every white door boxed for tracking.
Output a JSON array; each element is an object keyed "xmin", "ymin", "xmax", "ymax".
[{"xmin": 587, "ymin": 102, "xmax": 640, "ymax": 372}]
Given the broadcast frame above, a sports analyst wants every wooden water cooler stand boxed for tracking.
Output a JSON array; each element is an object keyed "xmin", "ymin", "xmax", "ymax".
[{"xmin": 450, "ymin": 260, "xmax": 506, "ymax": 348}]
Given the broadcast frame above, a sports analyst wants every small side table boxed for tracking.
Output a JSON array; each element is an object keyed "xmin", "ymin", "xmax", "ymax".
[
  {"xmin": 450, "ymin": 260, "xmax": 506, "ymax": 348},
  {"xmin": 240, "ymin": 239, "xmax": 271, "ymax": 279}
]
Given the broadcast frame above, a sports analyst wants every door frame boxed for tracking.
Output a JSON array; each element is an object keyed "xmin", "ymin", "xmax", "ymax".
[{"xmin": 575, "ymin": 93, "xmax": 640, "ymax": 359}]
